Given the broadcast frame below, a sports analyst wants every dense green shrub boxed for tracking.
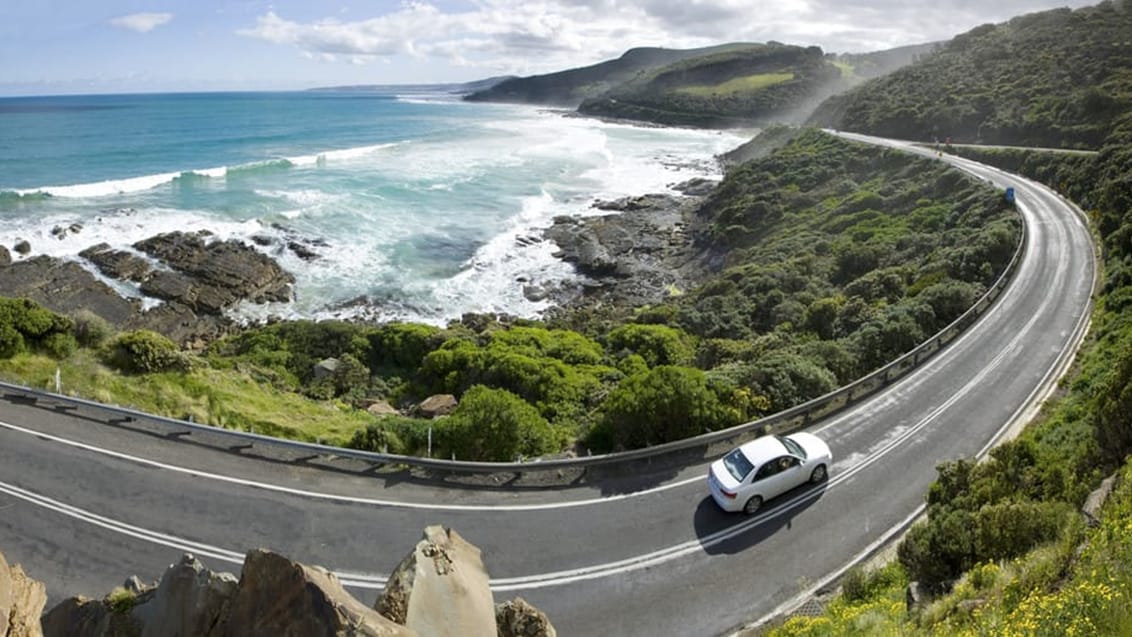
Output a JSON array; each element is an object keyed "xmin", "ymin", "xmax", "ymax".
[
  {"xmin": 0, "ymin": 298, "xmax": 77, "ymax": 358},
  {"xmin": 588, "ymin": 365, "xmax": 733, "ymax": 451},
  {"xmin": 0, "ymin": 323, "xmax": 24, "ymax": 359},
  {"xmin": 106, "ymin": 330, "xmax": 190, "ymax": 374},
  {"xmin": 367, "ymin": 322, "xmax": 444, "ymax": 372},
  {"xmin": 1093, "ymin": 334, "xmax": 1132, "ymax": 464},
  {"xmin": 437, "ymin": 385, "xmax": 557, "ymax": 461},
  {"xmin": 41, "ymin": 332, "xmax": 78, "ymax": 359},
  {"xmin": 346, "ymin": 422, "xmax": 405, "ymax": 455},
  {"xmin": 605, "ymin": 323, "xmax": 694, "ymax": 367},
  {"xmin": 71, "ymin": 309, "xmax": 114, "ymax": 348}
]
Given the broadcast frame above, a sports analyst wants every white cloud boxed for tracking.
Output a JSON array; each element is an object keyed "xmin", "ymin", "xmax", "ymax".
[
  {"xmin": 237, "ymin": 0, "xmax": 1101, "ymax": 76},
  {"xmin": 109, "ymin": 12, "xmax": 174, "ymax": 33}
]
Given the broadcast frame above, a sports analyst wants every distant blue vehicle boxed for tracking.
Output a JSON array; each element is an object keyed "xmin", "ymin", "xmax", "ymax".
[{"xmin": 1005, "ymin": 187, "xmax": 1016, "ymax": 203}]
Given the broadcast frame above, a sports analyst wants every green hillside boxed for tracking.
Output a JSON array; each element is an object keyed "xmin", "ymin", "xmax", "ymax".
[
  {"xmin": 462, "ymin": 43, "xmax": 757, "ymax": 107},
  {"xmin": 809, "ymin": 1, "xmax": 1132, "ymax": 148},
  {"xmin": 764, "ymin": 3, "xmax": 1132, "ymax": 634},
  {"xmin": 577, "ymin": 43, "xmax": 845, "ymax": 127}
]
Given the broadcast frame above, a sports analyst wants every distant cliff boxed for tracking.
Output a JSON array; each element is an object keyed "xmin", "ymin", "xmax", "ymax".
[
  {"xmin": 464, "ymin": 41, "xmax": 932, "ymax": 128},
  {"xmin": 463, "ymin": 44, "xmax": 761, "ymax": 108}
]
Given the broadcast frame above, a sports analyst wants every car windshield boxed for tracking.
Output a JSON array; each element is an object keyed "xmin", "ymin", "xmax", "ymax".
[
  {"xmin": 722, "ymin": 448, "xmax": 755, "ymax": 482},
  {"xmin": 778, "ymin": 435, "xmax": 807, "ymax": 460}
]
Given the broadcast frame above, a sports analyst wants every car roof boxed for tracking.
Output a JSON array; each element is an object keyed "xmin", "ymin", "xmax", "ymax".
[{"xmin": 737, "ymin": 435, "xmax": 789, "ymax": 465}]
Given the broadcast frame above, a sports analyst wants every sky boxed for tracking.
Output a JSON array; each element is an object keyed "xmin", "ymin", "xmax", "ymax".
[{"xmin": 0, "ymin": 0, "xmax": 1104, "ymax": 96}]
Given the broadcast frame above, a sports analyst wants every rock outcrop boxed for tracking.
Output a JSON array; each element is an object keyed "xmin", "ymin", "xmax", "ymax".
[
  {"xmin": 417, "ymin": 395, "xmax": 458, "ymax": 418},
  {"xmin": 79, "ymin": 244, "xmax": 152, "ymax": 282},
  {"xmin": 0, "ymin": 550, "xmax": 47, "ymax": 637},
  {"xmin": 222, "ymin": 549, "xmax": 409, "ymax": 637},
  {"xmin": 543, "ymin": 191, "xmax": 708, "ymax": 310},
  {"xmin": 134, "ymin": 231, "xmax": 294, "ymax": 314},
  {"xmin": 0, "ymin": 230, "xmax": 296, "ymax": 348},
  {"xmin": 25, "ymin": 526, "xmax": 555, "ymax": 637},
  {"xmin": 0, "ymin": 246, "xmax": 10, "ymax": 267},
  {"xmin": 496, "ymin": 598, "xmax": 557, "ymax": 637},
  {"xmin": 130, "ymin": 553, "xmax": 236, "ymax": 637},
  {"xmin": 0, "ymin": 256, "xmax": 140, "ymax": 326},
  {"xmin": 376, "ymin": 526, "xmax": 495, "ymax": 637}
]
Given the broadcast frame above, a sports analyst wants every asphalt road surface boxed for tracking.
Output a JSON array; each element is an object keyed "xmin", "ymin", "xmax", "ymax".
[{"xmin": 0, "ymin": 134, "xmax": 1096, "ymax": 636}]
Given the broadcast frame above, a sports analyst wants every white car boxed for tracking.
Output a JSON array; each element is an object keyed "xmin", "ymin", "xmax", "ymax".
[{"xmin": 708, "ymin": 432, "xmax": 832, "ymax": 514}]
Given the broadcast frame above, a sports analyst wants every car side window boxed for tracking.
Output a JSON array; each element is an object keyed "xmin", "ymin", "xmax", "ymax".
[
  {"xmin": 779, "ymin": 456, "xmax": 799, "ymax": 471},
  {"xmin": 754, "ymin": 462, "xmax": 777, "ymax": 481},
  {"xmin": 755, "ymin": 458, "xmax": 787, "ymax": 481}
]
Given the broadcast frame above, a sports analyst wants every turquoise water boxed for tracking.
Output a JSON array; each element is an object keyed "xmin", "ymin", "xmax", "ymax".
[{"xmin": 0, "ymin": 91, "xmax": 748, "ymax": 324}]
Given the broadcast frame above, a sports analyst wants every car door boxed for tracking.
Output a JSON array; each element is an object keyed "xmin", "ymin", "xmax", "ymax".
[{"xmin": 755, "ymin": 455, "xmax": 802, "ymax": 500}]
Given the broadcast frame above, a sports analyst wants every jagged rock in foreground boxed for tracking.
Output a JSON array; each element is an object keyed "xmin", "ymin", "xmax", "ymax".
[
  {"xmin": 130, "ymin": 553, "xmax": 236, "ymax": 637},
  {"xmin": 41, "ymin": 550, "xmax": 411, "ymax": 637},
  {"xmin": 222, "ymin": 549, "xmax": 409, "ymax": 637},
  {"xmin": 30, "ymin": 526, "xmax": 555, "ymax": 637},
  {"xmin": 0, "ymin": 550, "xmax": 47, "ymax": 637},
  {"xmin": 496, "ymin": 597, "xmax": 557, "ymax": 637},
  {"xmin": 376, "ymin": 526, "xmax": 495, "ymax": 637}
]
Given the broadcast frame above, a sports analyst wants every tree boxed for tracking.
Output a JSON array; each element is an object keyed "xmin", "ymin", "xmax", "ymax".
[
  {"xmin": 590, "ymin": 366, "xmax": 731, "ymax": 451},
  {"xmin": 606, "ymin": 324, "xmax": 694, "ymax": 367},
  {"xmin": 440, "ymin": 385, "xmax": 556, "ymax": 462}
]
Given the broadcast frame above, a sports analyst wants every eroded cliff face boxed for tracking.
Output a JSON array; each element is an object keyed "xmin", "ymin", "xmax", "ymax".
[{"xmin": 5, "ymin": 525, "xmax": 555, "ymax": 637}]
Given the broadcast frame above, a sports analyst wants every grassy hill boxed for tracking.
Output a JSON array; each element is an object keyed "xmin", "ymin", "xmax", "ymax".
[
  {"xmin": 465, "ymin": 41, "xmax": 932, "ymax": 128},
  {"xmin": 462, "ymin": 43, "xmax": 758, "ymax": 107},
  {"xmin": 808, "ymin": 1, "xmax": 1132, "ymax": 148},
  {"xmin": 575, "ymin": 43, "xmax": 845, "ymax": 127}
]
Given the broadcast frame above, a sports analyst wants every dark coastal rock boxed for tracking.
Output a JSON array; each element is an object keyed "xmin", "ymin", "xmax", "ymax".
[
  {"xmin": 0, "ymin": 255, "xmax": 140, "ymax": 326},
  {"xmin": 542, "ymin": 190, "xmax": 709, "ymax": 311},
  {"xmin": 125, "ymin": 301, "xmax": 235, "ymax": 349},
  {"xmin": 0, "ymin": 245, "xmax": 10, "ymax": 267},
  {"xmin": 672, "ymin": 177, "xmax": 718, "ymax": 197},
  {"xmin": 592, "ymin": 193, "xmax": 677, "ymax": 212},
  {"xmin": 134, "ymin": 231, "xmax": 294, "ymax": 312},
  {"xmin": 79, "ymin": 243, "xmax": 153, "ymax": 282},
  {"xmin": 286, "ymin": 240, "xmax": 319, "ymax": 261},
  {"xmin": 13, "ymin": 239, "xmax": 31, "ymax": 255},
  {"xmin": 51, "ymin": 223, "xmax": 83, "ymax": 240}
]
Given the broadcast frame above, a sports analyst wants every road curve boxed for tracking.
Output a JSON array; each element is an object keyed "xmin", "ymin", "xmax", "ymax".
[{"xmin": 0, "ymin": 135, "xmax": 1095, "ymax": 636}]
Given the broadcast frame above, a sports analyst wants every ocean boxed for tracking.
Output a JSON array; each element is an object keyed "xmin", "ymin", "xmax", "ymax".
[{"xmin": 0, "ymin": 90, "xmax": 749, "ymax": 325}]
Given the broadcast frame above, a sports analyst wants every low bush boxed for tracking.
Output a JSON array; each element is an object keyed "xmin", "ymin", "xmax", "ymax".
[{"xmin": 106, "ymin": 330, "xmax": 190, "ymax": 374}]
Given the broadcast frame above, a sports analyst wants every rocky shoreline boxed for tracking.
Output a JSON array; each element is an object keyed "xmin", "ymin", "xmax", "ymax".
[{"xmin": 0, "ymin": 177, "xmax": 721, "ymax": 346}]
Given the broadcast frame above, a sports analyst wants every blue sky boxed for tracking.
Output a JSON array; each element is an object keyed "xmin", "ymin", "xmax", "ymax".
[{"xmin": 0, "ymin": 0, "xmax": 1102, "ymax": 96}]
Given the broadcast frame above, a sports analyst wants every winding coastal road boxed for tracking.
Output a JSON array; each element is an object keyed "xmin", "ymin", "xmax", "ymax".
[{"xmin": 0, "ymin": 135, "xmax": 1095, "ymax": 636}]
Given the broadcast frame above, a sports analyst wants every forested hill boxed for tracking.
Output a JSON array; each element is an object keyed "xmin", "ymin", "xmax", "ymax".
[
  {"xmin": 808, "ymin": 0, "xmax": 1132, "ymax": 148},
  {"xmin": 462, "ymin": 43, "xmax": 757, "ymax": 107},
  {"xmin": 465, "ymin": 41, "xmax": 935, "ymax": 128},
  {"xmin": 574, "ymin": 43, "xmax": 844, "ymax": 127}
]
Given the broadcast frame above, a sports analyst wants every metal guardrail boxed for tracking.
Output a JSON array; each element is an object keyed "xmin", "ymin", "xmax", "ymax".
[{"xmin": 0, "ymin": 207, "xmax": 1027, "ymax": 482}]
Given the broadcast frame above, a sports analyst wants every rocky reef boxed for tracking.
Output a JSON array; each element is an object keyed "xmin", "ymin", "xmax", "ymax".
[{"xmin": 0, "ymin": 231, "xmax": 295, "ymax": 348}]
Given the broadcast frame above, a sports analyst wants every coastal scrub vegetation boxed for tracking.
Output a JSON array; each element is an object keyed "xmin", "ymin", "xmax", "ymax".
[
  {"xmin": 809, "ymin": 1, "xmax": 1132, "ymax": 148},
  {"xmin": 762, "ymin": 4, "xmax": 1132, "ymax": 633},
  {"xmin": 0, "ymin": 131, "xmax": 1018, "ymax": 461}
]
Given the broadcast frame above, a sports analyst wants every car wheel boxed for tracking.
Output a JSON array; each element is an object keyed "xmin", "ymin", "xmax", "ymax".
[
  {"xmin": 810, "ymin": 464, "xmax": 828, "ymax": 483},
  {"xmin": 743, "ymin": 495, "xmax": 763, "ymax": 515}
]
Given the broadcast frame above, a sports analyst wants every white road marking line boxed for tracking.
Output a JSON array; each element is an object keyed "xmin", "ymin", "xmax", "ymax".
[{"xmin": 0, "ymin": 418, "xmax": 699, "ymax": 511}]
